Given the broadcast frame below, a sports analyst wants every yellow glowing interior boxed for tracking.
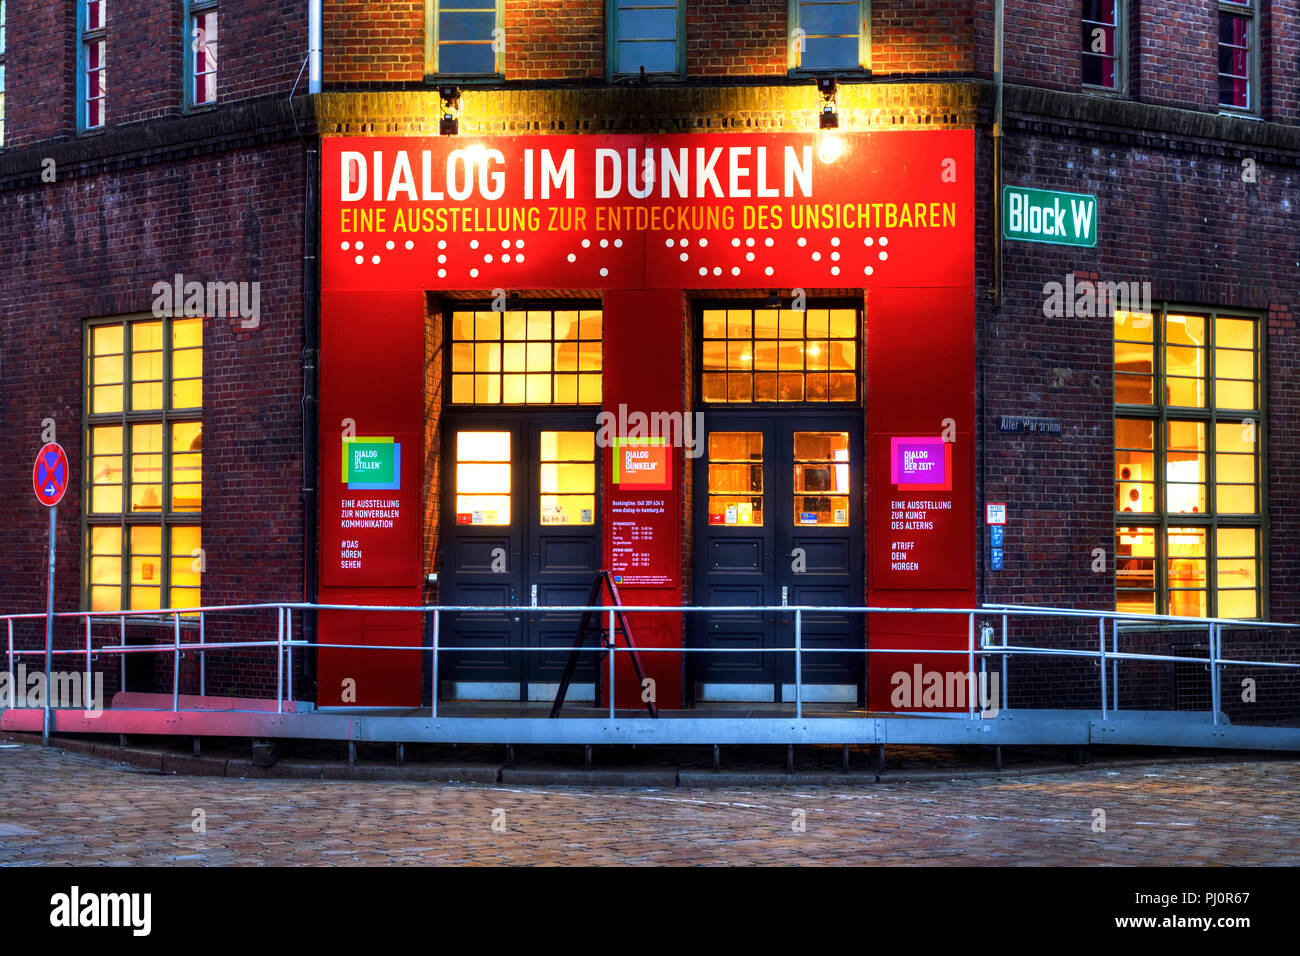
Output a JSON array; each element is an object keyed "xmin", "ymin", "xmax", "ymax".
[
  {"xmin": 451, "ymin": 308, "xmax": 602, "ymax": 405},
  {"xmin": 539, "ymin": 431, "xmax": 595, "ymax": 525},
  {"xmin": 455, "ymin": 431, "xmax": 511, "ymax": 524},
  {"xmin": 702, "ymin": 307, "xmax": 856, "ymax": 403},
  {"xmin": 792, "ymin": 431, "xmax": 850, "ymax": 526},
  {"xmin": 708, "ymin": 431, "xmax": 763, "ymax": 525}
]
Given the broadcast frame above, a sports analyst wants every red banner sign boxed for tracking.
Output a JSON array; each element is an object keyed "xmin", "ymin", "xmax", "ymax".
[{"xmin": 321, "ymin": 131, "xmax": 973, "ymax": 292}]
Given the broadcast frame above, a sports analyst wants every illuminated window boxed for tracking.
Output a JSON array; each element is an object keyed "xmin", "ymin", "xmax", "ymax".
[
  {"xmin": 80, "ymin": 0, "xmax": 106, "ymax": 130},
  {"xmin": 1081, "ymin": 0, "xmax": 1123, "ymax": 90},
  {"xmin": 426, "ymin": 0, "xmax": 502, "ymax": 77},
  {"xmin": 707, "ymin": 432, "xmax": 763, "ymax": 526},
  {"xmin": 187, "ymin": 0, "xmax": 218, "ymax": 107},
  {"xmin": 449, "ymin": 307, "xmax": 602, "ymax": 406},
  {"xmin": 609, "ymin": 0, "xmax": 683, "ymax": 77},
  {"xmin": 540, "ymin": 432, "xmax": 595, "ymax": 525},
  {"xmin": 793, "ymin": 431, "xmax": 849, "ymax": 526},
  {"xmin": 85, "ymin": 316, "xmax": 203, "ymax": 613},
  {"xmin": 1114, "ymin": 306, "xmax": 1263, "ymax": 619},
  {"xmin": 0, "ymin": 0, "xmax": 7, "ymax": 147},
  {"xmin": 454, "ymin": 431, "xmax": 511, "ymax": 525},
  {"xmin": 789, "ymin": 0, "xmax": 869, "ymax": 73},
  {"xmin": 700, "ymin": 306, "xmax": 858, "ymax": 404},
  {"xmin": 1218, "ymin": 0, "xmax": 1255, "ymax": 111}
]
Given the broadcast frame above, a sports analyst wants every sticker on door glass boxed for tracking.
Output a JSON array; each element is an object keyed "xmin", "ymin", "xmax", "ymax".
[
  {"xmin": 800, "ymin": 511, "xmax": 818, "ymax": 524},
  {"xmin": 834, "ymin": 507, "xmax": 846, "ymax": 524}
]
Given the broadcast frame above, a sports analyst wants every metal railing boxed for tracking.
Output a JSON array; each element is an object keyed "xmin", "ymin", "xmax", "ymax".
[{"xmin": 3, "ymin": 602, "xmax": 1299, "ymax": 740}]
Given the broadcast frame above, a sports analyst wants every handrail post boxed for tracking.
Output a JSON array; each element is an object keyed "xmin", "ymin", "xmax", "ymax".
[
  {"xmin": 608, "ymin": 608, "xmax": 615, "ymax": 719},
  {"xmin": 1098, "ymin": 618, "xmax": 1108, "ymax": 721},
  {"xmin": 794, "ymin": 608, "xmax": 802, "ymax": 719},
  {"xmin": 276, "ymin": 607, "xmax": 284, "ymax": 715},
  {"xmin": 172, "ymin": 612, "xmax": 181, "ymax": 711},
  {"xmin": 967, "ymin": 612, "xmax": 975, "ymax": 719},
  {"xmin": 119, "ymin": 615, "xmax": 126, "ymax": 694},
  {"xmin": 431, "ymin": 609, "xmax": 439, "ymax": 719},
  {"xmin": 6, "ymin": 620, "xmax": 13, "ymax": 709},
  {"xmin": 199, "ymin": 612, "xmax": 206, "ymax": 697},
  {"xmin": 85, "ymin": 616, "xmax": 92, "ymax": 712},
  {"xmin": 1111, "ymin": 618, "xmax": 1118, "ymax": 712},
  {"xmin": 1210, "ymin": 621, "xmax": 1220, "ymax": 726},
  {"xmin": 1000, "ymin": 613, "xmax": 1008, "ymax": 712},
  {"xmin": 287, "ymin": 607, "xmax": 294, "ymax": 705}
]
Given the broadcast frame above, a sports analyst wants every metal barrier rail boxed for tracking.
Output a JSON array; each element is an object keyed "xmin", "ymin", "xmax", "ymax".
[{"xmin": 4, "ymin": 602, "xmax": 1299, "ymax": 748}]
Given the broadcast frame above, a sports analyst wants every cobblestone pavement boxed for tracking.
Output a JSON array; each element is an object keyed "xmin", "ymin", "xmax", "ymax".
[{"xmin": 1, "ymin": 744, "xmax": 1297, "ymax": 865}]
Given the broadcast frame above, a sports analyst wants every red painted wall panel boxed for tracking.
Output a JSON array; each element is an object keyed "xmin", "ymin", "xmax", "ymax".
[
  {"xmin": 601, "ymin": 289, "xmax": 685, "ymax": 711},
  {"xmin": 317, "ymin": 290, "xmax": 426, "ymax": 707},
  {"xmin": 866, "ymin": 284, "xmax": 976, "ymax": 712}
]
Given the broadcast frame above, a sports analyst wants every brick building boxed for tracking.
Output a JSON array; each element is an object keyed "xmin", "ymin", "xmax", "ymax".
[{"xmin": 0, "ymin": 1, "xmax": 1296, "ymax": 722}]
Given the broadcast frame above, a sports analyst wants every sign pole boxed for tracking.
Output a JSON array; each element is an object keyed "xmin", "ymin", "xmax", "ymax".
[
  {"xmin": 33, "ymin": 441, "xmax": 70, "ymax": 747},
  {"xmin": 43, "ymin": 503, "xmax": 56, "ymax": 746}
]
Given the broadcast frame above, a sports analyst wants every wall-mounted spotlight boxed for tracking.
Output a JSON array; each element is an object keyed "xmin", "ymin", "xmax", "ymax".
[
  {"xmin": 817, "ymin": 76, "xmax": 839, "ymax": 129},
  {"xmin": 765, "ymin": 290, "xmax": 783, "ymax": 310},
  {"xmin": 439, "ymin": 85, "xmax": 462, "ymax": 136}
]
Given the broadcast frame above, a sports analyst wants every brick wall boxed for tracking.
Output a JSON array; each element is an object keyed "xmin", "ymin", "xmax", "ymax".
[
  {"xmin": 982, "ymin": 94, "xmax": 1300, "ymax": 721},
  {"xmin": 0, "ymin": 135, "xmax": 308, "ymax": 700},
  {"xmin": 4, "ymin": 0, "xmax": 307, "ymax": 148}
]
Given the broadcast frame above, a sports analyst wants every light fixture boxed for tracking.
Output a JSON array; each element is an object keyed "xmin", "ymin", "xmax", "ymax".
[
  {"xmin": 817, "ymin": 76, "xmax": 839, "ymax": 129},
  {"xmin": 439, "ymin": 85, "xmax": 461, "ymax": 136},
  {"xmin": 764, "ymin": 290, "xmax": 782, "ymax": 309},
  {"xmin": 818, "ymin": 133, "xmax": 844, "ymax": 163}
]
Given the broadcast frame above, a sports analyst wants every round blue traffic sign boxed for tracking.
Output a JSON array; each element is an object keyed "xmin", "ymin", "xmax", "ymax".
[{"xmin": 33, "ymin": 442, "xmax": 69, "ymax": 507}]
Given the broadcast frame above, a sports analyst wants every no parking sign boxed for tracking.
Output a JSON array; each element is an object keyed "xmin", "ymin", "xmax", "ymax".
[{"xmin": 33, "ymin": 442, "xmax": 69, "ymax": 507}]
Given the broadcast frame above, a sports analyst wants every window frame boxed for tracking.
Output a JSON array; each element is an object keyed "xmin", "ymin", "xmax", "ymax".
[
  {"xmin": 0, "ymin": 0, "xmax": 7, "ymax": 148},
  {"xmin": 443, "ymin": 300, "xmax": 605, "ymax": 409},
  {"xmin": 695, "ymin": 299, "xmax": 863, "ymax": 408},
  {"xmin": 184, "ymin": 0, "xmax": 219, "ymax": 111},
  {"xmin": 77, "ymin": 0, "xmax": 107, "ymax": 132},
  {"xmin": 1217, "ymin": 0, "xmax": 1259, "ymax": 115},
  {"xmin": 1081, "ymin": 0, "xmax": 1126, "ymax": 94},
  {"xmin": 606, "ymin": 0, "xmax": 686, "ymax": 80},
  {"xmin": 787, "ymin": 0, "xmax": 871, "ymax": 76},
  {"xmin": 424, "ymin": 0, "xmax": 505, "ymax": 82},
  {"xmin": 1113, "ymin": 303, "xmax": 1268, "ymax": 622},
  {"xmin": 82, "ymin": 314, "xmax": 203, "ymax": 616}
]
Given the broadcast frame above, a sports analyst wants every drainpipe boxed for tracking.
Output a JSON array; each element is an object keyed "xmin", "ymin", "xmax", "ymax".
[
  {"xmin": 992, "ymin": 0, "xmax": 1003, "ymax": 306},
  {"xmin": 309, "ymin": 0, "xmax": 322, "ymax": 94},
  {"xmin": 301, "ymin": 0, "xmax": 322, "ymax": 699}
]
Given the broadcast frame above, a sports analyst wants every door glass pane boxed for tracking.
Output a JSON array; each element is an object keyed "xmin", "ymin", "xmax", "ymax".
[
  {"xmin": 455, "ymin": 431, "xmax": 511, "ymax": 524},
  {"xmin": 539, "ymin": 431, "xmax": 595, "ymax": 525},
  {"xmin": 793, "ymin": 431, "xmax": 849, "ymax": 526},
  {"xmin": 708, "ymin": 431, "xmax": 762, "ymax": 525}
]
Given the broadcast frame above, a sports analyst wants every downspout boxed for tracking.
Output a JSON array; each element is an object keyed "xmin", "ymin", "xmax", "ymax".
[
  {"xmin": 301, "ymin": 0, "xmax": 322, "ymax": 699},
  {"xmin": 992, "ymin": 0, "xmax": 1003, "ymax": 306},
  {"xmin": 309, "ymin": 0, "xmax": 322, "ymax": 95}
]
